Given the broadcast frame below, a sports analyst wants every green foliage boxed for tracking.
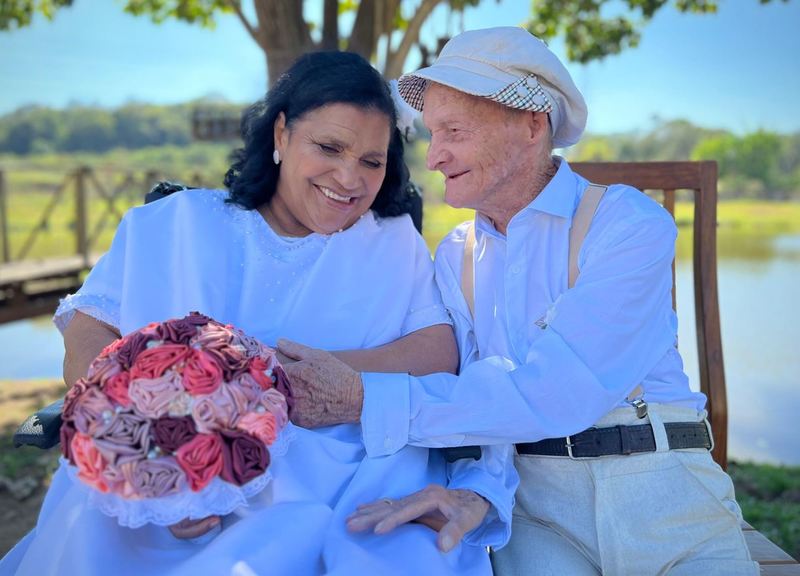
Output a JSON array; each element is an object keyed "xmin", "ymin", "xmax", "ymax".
[
  {"xmin": 0, "ymin": 102, "xmax": 239, "ymax": 154},
  {"xmin": 566, "ymin": 120, "xmax": 800, "ymax": 200},
  {"xmin": 122, "ymin": 0, "xmax": 232, "ymax": 27},
  {"xmin": 0, "ymin": 0, "xmax": 73, "ymax": 30},
  {"xmin": 729, "ymin": 461, "xmax": 800, "ymax": 559}
]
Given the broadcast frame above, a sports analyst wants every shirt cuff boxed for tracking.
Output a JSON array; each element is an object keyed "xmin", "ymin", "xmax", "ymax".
[
  {"xmin": 447, "ymin": 462, "xmax": 513, "ymax": 549},
  {"xmin": 361, "ymin": 372, "xmax": 410, "ymax": 457}
]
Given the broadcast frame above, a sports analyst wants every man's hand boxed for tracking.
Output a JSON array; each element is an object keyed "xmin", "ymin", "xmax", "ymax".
[
  {"xmin": 168, "ymin": 516, "xmax": 220, "ymax": 539},
  {"xmin": 277, "ymin": 339, "xmax": 364, "ymax": 428},
  {"xmin": 346, "ymin": 485, "xmax": 490, "ymax": 553}
]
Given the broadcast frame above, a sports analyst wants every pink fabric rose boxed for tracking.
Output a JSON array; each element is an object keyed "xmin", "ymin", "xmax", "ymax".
[
  {"xmin": 175, "ymin": 433, "xmax": 224, "ymax": 492},
  {"xmin": 236, "ymin": 412, "xmax": 278, "ymax": 446},
  {"xmin": 94, "ymin": 411, "xmax": 151, "ymax": 466},
  {"xmin": 191, "ymin": 384, "xmax": 241, "ymax": 433},
  {"xmin": 71, "ymin": 432, "xmax": 110, "ymax": 493},
  {"xmin": 182, "ymin": 349, "xmax": 223, "ymax": 395},
  {"xmin": 103, "ymin": 371, "xmax": 132, "ymax": 407},
  {"xmin": 71, "ymin": 387, "xmax": 115, "ymax": 436},
  {"xmin": 128, "ymin": 373, "xmax": 183, "ymax": 419},
  {"xmin": 85, "ymin": 355, "xmax": 122, "ymax": 387},
  {"xmin": 129, "ymin": 344, "xmax": 191, "ymax": 380},
  {"xmin": 123, "ymin": 456, "xmax": 187, "ymax": 499},
  {"xmin": 232, "ymin": 373, "xmax": 264, "ymax": 406},
  {"xmin": 248, "ymin": 357, "xmax": 275, "ymax": 390},
  {"xmin": 259, "ymin": 388, "xmax": 289, "ymax": 428}
]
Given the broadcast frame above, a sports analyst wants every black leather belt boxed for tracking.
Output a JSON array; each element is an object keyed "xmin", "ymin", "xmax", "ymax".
[{"xmin": 516, "ymin": 422, "xmax": 712, "ymax": 458}]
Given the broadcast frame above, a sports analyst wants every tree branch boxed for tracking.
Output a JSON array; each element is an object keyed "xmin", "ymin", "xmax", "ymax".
[
  {"xmin": 384, "ymin": 0, "xmax": 444, "ymax": 79},
  {"xmin": 224, "ymin": 0, "xmax": 265, "ymax": 51}
]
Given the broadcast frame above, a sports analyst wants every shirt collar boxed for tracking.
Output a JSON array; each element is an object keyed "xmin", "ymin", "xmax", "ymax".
[{"xmin": 521, "ymin": 156, "xmax": 579, "ymax": 220}]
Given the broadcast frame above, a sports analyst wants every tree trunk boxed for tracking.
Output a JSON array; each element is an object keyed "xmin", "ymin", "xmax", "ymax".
[
  {"xmin": 254, "ymin": 0, "xmax": 316, "ymax": 86},
  {"xmin": 321, "ymin": 0, "xmax": 339, "ymax": 50}
]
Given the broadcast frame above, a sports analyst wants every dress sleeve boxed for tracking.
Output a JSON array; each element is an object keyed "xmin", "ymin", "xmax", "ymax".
[
  {"xmin": 53, "ymin": 211, "xmax": 132, "ymax": 334},
  {"xmin": 399, "ymin": 231, "xmax": 452, "ymax": 337}
]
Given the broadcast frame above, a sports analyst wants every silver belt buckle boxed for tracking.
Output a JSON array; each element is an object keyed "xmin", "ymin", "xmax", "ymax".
[{"xmin": 565, "ymin": 435, "xmax": 576, "ymax": 459}]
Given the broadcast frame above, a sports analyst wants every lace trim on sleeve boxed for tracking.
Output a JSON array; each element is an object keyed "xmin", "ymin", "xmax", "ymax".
[{"xmin": 53, "ymin": 293, "xmax": 121, "ymax": 334}]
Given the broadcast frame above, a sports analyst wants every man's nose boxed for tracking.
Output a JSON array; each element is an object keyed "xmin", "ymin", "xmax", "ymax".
[{"xmin": 426, "ymin": 137, "xmax": 450, "ymax": 171}]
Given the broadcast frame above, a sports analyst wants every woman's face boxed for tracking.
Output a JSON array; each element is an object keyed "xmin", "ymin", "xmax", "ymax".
[{"xmin": 270, "ymin": 103, "xmax": 391, "ymax": 236}]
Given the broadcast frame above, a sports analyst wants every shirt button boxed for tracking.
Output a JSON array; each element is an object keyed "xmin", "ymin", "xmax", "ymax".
[
  {"xmin": 510, "ymin": 265, "xmax": 521, "ymax": 274},
  {"xmin": 384, "ymin": 436, "xmax": 392, "ymax": 448}
]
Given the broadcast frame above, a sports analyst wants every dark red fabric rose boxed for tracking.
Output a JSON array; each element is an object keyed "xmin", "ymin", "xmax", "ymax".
[
  {"xmin": 155, "ymin": 318, "xmax": 201, "ymax": 345},
  {"xmin": 185, "ymin": 312, "xmax": 212, "ymax": 326},
  {"xmin": 152, "ymin": 415, "xmax": 198, "ymax": 454},
  {"xmin": 219, "ymin": 430, "xmax": 269, "ymax": 487},
  {"xmin": 62, "ymin": 379, "xmax": 89, "ymax": 422},
  {"xmin": 273, "ymin": 366, "xmax": 295, "ymax": 412},
  {"xmin": 117, "ymin": 332, "xmax": 151, "ymax": 370},
  {"xmin": 60, "ymin": 420, "xmax": 78, "ymax": 464}
]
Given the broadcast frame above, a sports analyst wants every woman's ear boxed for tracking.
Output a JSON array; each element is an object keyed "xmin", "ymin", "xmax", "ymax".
[{"xmin": 273, "ymin": 112, "xmax": 288, "ymax": 156}]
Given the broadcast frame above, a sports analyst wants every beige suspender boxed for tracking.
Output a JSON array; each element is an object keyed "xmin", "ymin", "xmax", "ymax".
[
  {"xmin": 458, "ymin": 182, "xmax": 645, "ymax": 411},
  {"xmin": 568, "ymin": 184, "xmax": 606, "ymax": 289},
  {"xmin": 461, "ymin": 221, "xmax": 477, "ymax": 319},
  {"xmin": 460, "ymin": 182, "xmax": 607, "ymax": 306}
]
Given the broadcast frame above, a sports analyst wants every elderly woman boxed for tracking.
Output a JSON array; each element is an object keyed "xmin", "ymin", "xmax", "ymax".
[{"xmin": 0, "ymin": 52, "xmax": 513, "ymax": 575}]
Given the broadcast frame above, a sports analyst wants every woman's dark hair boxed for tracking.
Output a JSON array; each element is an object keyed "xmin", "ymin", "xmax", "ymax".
[{"xmin": 224, "ymin": 51, "xmax": 413, "ymax": 220}]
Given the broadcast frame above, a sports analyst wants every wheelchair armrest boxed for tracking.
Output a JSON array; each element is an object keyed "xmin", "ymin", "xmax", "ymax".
[{"xmin": 13, "ymin": 398, "xmax": 64, "ymax": 450}]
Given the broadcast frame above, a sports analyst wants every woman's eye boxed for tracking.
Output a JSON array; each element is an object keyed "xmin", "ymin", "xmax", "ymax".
[
  {"xmin": 362, "ymin": 159, "xmax": 383, "ymax": 169},
  {"xmin": 318, "ymin": 143, "xmax": 340, "ymax": 154}
]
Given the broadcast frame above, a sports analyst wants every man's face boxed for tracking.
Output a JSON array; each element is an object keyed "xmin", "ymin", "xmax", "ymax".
[{"xmin": 422, "ymin": 83, "xmax": 531, "ymax": 213}]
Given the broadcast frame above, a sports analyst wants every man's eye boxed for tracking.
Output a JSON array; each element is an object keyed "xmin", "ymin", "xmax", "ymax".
[{"xmin": 362, "ymin": 159, "xmax": 383, "ymax": 169}]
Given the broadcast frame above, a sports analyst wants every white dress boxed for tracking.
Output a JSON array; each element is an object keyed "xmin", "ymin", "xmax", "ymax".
[{"xmin": 1, "ymin": 190, "xmax": 493, "ymax": 576}]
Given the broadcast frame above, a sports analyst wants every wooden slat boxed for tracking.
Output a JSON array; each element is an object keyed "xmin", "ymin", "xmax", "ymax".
[
  {"xmin": 760, "ymin": 565, "xmax": 800, "ymax": 575},
  {"xmin": 745, "ymin": 530, "xmax": 798, "ymax": 564}
]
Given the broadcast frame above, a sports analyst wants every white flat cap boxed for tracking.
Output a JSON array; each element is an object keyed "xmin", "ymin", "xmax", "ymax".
[{"xmin": 398, "ymin": 26, "xmax": 587, "ymax": 148}]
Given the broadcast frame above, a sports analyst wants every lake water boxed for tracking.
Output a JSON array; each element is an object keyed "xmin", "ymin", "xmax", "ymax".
[{"xmin": 1, "ymin": 232, "xmax": 798, "ymax": 466}]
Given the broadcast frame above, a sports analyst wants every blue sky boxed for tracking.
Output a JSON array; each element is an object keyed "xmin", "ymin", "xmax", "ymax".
[{"xmin": 1, "ymin": 0, "xmax": 798, "ymax": 135}]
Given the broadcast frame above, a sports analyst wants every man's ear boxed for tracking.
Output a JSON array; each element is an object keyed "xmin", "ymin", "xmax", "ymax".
[{"xmin": 526, "ymin": 110, "xmax": 550, "ymax": 142}]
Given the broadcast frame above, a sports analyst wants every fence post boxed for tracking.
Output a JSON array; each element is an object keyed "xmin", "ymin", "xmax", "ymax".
[
  {"xmin": 75, "ymin": 166, "xmax": 90, "ymax": 266},
  {"xmin": 0, "ymin": 170, "xmax": 9, "ymax": 263}
]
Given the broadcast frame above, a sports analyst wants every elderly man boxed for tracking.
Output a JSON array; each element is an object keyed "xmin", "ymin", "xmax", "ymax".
[{"xmin": 280, "ymin": 27, "xmax": 757, "ymax": 575}]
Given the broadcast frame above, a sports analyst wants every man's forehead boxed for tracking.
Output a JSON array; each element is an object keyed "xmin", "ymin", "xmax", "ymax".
[{"xmin": 422, "ymin": 83, "xmax": 513, "ymax": 124}]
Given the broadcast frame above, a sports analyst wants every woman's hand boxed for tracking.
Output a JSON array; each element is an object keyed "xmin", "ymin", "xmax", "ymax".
[{"xmin": 346, "ymin": 486, "xmax": 490, "ymax": 552}]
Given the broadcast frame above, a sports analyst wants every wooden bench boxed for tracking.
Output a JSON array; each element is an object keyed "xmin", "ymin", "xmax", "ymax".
[{"xmin": 572, "ymin": 161, "xmax": 799, "ymax": 572}]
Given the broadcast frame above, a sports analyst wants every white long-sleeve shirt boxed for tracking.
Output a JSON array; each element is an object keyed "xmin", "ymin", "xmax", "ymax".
[{"xmin": 361, "ymin": 158, "xmax": 706, "ymax": 455}]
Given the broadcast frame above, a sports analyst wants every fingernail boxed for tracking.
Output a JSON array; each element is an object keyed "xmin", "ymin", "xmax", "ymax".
[
  {"xmin": 440, "ymin": 535, "xmax": 454, "ymax": 552},
  {"xmin": 374, "ymin": 521, "xmax": 388, "ymax": 534}
]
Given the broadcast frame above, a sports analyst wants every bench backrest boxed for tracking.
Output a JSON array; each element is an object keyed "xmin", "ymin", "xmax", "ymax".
[{"xmin": 571, "ymin": 161, "xmax": 727, "ymax": 468}]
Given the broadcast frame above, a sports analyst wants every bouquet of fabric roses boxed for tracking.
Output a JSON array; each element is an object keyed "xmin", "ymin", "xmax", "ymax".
[{"xmin": 60, "ymin": 312, "xmax": 293, "ymax": 528}]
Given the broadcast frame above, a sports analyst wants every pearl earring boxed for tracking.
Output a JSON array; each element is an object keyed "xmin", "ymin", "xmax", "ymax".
[{"xmin": 273, "ymin": 150, "xmax": 281, "ymax": 165}]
